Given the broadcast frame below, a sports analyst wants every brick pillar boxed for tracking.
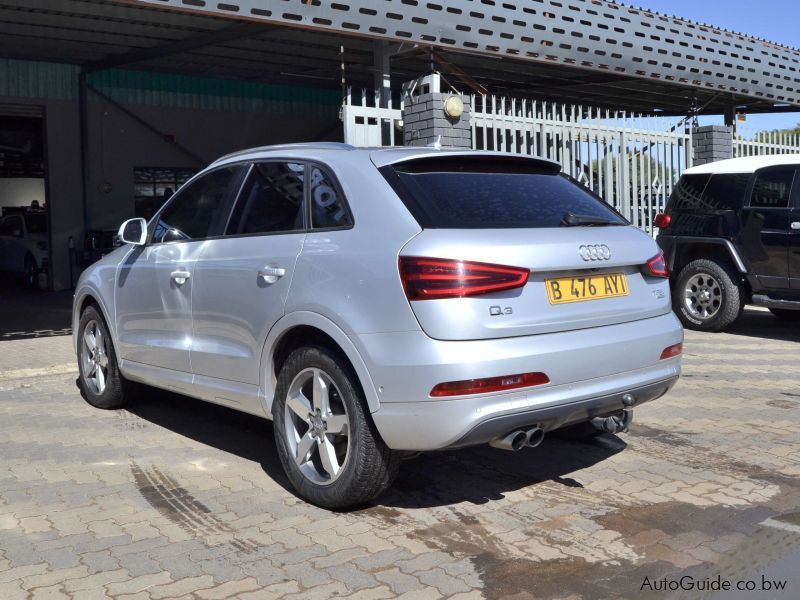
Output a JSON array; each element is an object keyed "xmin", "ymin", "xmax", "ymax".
[
  {"xmin": 403, "ymin": 92, "xmax": 471, "ymax": 148},
  {"xmin": 692, "ymin": 125, "xmax": 733, "ymax": 166}
]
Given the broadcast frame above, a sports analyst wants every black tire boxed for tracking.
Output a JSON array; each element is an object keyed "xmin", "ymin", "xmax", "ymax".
[
  {"xmin": 24, "ymin": 254, "xmax": 38, "ymax": 289},
  {"xmin": 77, "ymin": 305, "xmax": 132, "ymax": 409},
  {"xmin": 272, "ymin": 345, "xmax": 399, "ymax": 509},
  {"xmin": 673, "ymin": 259, "xmax": 743, "ymax": 332},
  {"xmin": 769, "ymin": 308, "xmax": 800, "ymax": 321}
]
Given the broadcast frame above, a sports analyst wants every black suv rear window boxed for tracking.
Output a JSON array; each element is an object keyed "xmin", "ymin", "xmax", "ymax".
[
  {"xmin": 667, "ymin": 174, "xmax": 710, "ymax": 210},
  {"xmin": 670, "ymin": 173, "xmax": 749, "ymax": 211},
  {"xmin": 383, "ymin": 157, "xmax": 625, "ymax": 229}
]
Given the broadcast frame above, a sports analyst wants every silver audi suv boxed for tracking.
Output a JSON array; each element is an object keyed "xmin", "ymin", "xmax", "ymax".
[{"xmin": 73, "ymin": 143, "xmax": 682, "ymax": 508}]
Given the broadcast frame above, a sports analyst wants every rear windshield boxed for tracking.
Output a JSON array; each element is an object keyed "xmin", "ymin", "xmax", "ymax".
[
  {"xmin": 383, "ymin": 158, "xmax": 626, "ymax": 229},
  {"xmin": 669, "ymin": 173, "xmax": 749, "ymax": 211}
]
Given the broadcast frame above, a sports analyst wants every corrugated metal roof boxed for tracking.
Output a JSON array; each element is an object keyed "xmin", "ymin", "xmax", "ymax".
[
  {"xmin": 0, "ymin": 58, "xmax": 341, "ymax": 117},
  {"xmin": 89, "ymin": 69, "xmax": 341, "ymax": 116},
  {"xmin": 0, "ymin": 59, "xmax": 79, "ymax": 100}
]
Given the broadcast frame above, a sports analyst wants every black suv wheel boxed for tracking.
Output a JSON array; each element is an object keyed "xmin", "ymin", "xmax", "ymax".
[{"xmin": 673, "ymin": 259, "xmax": 743, "ymax": 332}]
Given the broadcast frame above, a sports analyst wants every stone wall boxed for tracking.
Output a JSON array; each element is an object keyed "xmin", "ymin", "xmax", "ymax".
[
  {"xmin": 402, "ymin": 93, "xmax": 471, "ymax": 148},
  {"xmin": 692, "ymin": 125, "xmax": 733, "ymax": 166}
]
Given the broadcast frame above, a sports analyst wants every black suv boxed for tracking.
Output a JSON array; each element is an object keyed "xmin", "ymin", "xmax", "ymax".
[{"xmin": 656, "ymin": 156, "xmax": 800, "ymax": 331}]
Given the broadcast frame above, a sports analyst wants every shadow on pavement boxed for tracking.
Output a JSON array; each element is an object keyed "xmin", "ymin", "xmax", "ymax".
[
  {"xmin": 0, "ymin": 274, "xmax": 72, "ymax": 341},
  {"xmin": 724, "ymin": 307, "xmax": 800, "ymax": 343},
  {"xmin": 121, "ymin": 382, "xmax": 625, "ymax": 509}
]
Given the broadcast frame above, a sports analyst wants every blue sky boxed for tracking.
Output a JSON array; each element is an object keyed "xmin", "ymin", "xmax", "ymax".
[{"xmin": 634, "ymin": 0, "xmax": 800, "ymax": 132}]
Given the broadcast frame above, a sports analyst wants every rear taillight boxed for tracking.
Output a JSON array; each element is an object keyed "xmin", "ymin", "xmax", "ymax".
[
  {"xmin": 430, "ymin": 372, "xmax": 550, "ymax": 397},
  {"xmin": 654, "ymin": 213, "xmax": 671, "ymax": 229},
  {"xmin": 645, "ymin": 251, "xmax": 669, "ymax": 278},
  {"xmin": 399, "ymin": 256, "xmax": 530, "ymax": 301},
  {"xmin": 660, "ymin": 343, "xmax": 682, "ymax": 360}
]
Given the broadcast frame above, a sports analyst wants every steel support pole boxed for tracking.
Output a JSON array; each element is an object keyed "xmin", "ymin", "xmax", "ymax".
[
  {"xmin": 373, "ymin": 41, "xmax": 391, "ymax": 145},
  {"xmin": 78, "ymin": 70, "xmax": 90, "ymax": 237}
]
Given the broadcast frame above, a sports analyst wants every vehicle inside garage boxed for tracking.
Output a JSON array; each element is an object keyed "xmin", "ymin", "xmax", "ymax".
[{"xmin": 0, "ymin": 108, "xmax": 48, "ymax": 287}]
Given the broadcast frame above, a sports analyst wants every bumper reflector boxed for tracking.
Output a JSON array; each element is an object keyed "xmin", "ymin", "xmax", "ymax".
[
  {"xmin": 430, "ymin": 371, "xmax": 550, "ymax": 397},
  {"xmin": 660, "ymin": 343, "xmax": 683, "ymax": 360}
]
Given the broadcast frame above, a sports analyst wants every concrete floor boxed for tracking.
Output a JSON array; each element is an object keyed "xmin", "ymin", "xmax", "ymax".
[{"xmin": 0, "ymin": 307, "xmax": 798, "ymax": 599}]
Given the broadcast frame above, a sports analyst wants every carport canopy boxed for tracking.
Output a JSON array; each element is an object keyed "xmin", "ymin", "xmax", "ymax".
[{"xmin": 1, "ymin": 0, "xmax": 800, "ymax": 116}]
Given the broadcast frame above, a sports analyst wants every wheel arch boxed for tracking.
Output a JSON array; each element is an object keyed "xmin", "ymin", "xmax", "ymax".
[
  {"xmin": 260, "ymin": 312, "xmax": 380, "ymax": 417},
  {"xmin": 670, "ymin": 238, "xmax": 748, "ymax": 276},
  {"xmin": 73, "ymin": 287, "xmax": 118, "ymax": 358}
]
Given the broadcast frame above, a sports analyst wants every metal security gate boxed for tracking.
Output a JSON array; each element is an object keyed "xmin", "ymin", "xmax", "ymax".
[
  {"xmin": 342, "ymin": 89, "xmax": 693, "ymax": 236},
  {"xmin": 469, "ymin": 98, "xmax": 692, "ymax": 236},
  {"xmin": 341, "ymin": 88, "xmax": 404, "ymax": 148}
]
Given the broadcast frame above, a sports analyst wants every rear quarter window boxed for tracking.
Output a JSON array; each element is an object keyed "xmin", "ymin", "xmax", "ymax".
[
  {"xmin": 670, "ymin": 173, "xmax": 749, "ymax": 211},
  {"xmin": 667, "ymin": 174, "xmax": 710, "ymax": 210},
  {"xmin": 382, "ymin": 157, "xmax": 625, "ymax": 229}
]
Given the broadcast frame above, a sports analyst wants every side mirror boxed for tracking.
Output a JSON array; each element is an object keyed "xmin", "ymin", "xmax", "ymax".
[
  {"xmin": 12, "ymin": 228, "xmax": 23, "ymax": 238},
  {"xmin": 118, "ymin": 218, "xmax": 147, "ymax": 246}
]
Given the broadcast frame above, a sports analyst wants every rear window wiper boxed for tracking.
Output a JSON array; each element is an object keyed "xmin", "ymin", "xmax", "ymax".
[{"xmin": 560, "ymin": 211, "xmax": 622, "ymax": 227}]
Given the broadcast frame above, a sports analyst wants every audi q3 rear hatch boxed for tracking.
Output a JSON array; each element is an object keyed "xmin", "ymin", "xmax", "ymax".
[{"xmin": 379, "ymin": 154, "xmax": 672, "ymax": 341}]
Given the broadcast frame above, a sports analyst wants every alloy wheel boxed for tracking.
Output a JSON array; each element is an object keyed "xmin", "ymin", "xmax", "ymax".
[
  {"xmin": 81, "ymin": 320, "xmax": 109, "ymax": 394},
  {"xmin": 684, "ymin": 272, "xmax": 722, "ymax": 320},
  {"xmin": 284, "ymin": 368, "xmax": 351, "ymax": 485}
]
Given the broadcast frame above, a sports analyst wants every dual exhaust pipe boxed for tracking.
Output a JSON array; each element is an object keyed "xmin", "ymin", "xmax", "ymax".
[
  {"xmin": 490, "ymin": 426, "xmax": 545, "ymax": 452},
  {"xmin": 490, "ymin": 394, "xmax": 637, "ymax": 451}
]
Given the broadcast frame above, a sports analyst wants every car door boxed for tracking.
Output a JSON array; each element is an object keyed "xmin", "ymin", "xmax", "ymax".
[
  {"xmin": 115, "ymin": 165, "xmax": 245, "ymax": 377},
  {"xmin": 739, "ymin": 166, "xmax": 795, "ymax": 290},
  {"xmin": 190, "ymin": 161, "xmax": 307, "ymax": 396}
]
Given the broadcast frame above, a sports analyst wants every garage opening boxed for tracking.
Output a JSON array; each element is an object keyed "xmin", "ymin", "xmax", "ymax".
[
  {"xmin": 0, "ymin": 104, "xmax": 48, "ymax": 290},
  {"xmin": 0, "ymin": 104, "xmax": 70, "ymax": 341}
]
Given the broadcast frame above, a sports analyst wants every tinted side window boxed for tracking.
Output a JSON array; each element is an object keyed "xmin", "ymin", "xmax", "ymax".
[
  {"xmin": 750, "ymin": 168, "xmax": 795, "ymax": 209},
  {"xmin": 695, "ymin": 174, "xmax": 749, "ymax": 211},
  {"xmin": 226, "ymin": 162, "xmax": 305, "ymax": 235},
  {"xmin": 153, "ymin": 167, "xmax": 241, "ymax": 243},
  {"xmin": 668, "ymin": 174, "xmax": 710, "ymax": 210},
  {"xmin": 309, "ymin": 166, "xmax": 352, "ymax": 229}
]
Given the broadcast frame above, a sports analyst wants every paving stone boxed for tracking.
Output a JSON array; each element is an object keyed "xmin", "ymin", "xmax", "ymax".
[
  {"xmin": 147, "ymin": 575, "xmax": 215, "ymax": 599},
  {"xmin": 2, "ymin": 314, "xmax": 799, "ymax": 599}
]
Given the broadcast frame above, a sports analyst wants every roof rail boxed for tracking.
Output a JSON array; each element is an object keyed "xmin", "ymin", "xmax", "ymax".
[{"xmin": 212, "ymin": 142, "xmax": 356, "ymax": 165}]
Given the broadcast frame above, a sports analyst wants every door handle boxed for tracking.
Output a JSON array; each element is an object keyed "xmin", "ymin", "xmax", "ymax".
[
  {"xmin": 258, "ymin": 265, "xmax": 286, "ymax": 284},
  {"xmin": 791, "ymin": 222, "xmax": 800, "ymax": 230},
  {"xmin": 170, "ymin": 270, "xmax": 191, "ymax": 285}
]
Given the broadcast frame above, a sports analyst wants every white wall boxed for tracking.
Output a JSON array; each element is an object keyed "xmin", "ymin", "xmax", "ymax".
[{"xmin": 0, "ymin": 178, "xmax": 46, "ymax": 210}]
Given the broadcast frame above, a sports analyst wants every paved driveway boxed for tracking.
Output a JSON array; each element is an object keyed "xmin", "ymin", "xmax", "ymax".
[{"xmin": 0, "ymin": 308, "xmax": 798, "ymax": 599}]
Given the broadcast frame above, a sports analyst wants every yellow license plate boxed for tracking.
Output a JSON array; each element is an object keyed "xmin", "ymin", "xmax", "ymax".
[{"xmin": 546, "ymin": 273, "xmax": 629, "ymax": 304}]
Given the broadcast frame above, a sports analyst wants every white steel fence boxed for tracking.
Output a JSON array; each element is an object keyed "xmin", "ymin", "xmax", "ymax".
[{"xmin": 734, "ymin": 129, "xmax": 800, "ymax": 157}]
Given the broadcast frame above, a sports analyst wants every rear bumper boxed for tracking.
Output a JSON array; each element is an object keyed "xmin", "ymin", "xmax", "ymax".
[
  {"xmin": 360, "ymin": 312, "xmax": 682, "ymax": 451},
  {"xmin": 447, "ymin": 375, "xmax": 677, "ymax": 448}
]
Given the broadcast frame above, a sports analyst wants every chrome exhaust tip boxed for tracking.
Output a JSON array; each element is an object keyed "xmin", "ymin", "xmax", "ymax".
[
  {"xmin": 489, "ymin": 430, "xmax": 529, "ymax": 452},
  {"xmin": 526, "ymin": 427, "xmax": 545, "ymax": 448}
]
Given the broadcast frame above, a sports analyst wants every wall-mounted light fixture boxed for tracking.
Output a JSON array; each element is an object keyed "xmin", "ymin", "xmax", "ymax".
[{"xmin": 444, "ymin": 95, "xmax": 464, "ymax": 119}]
